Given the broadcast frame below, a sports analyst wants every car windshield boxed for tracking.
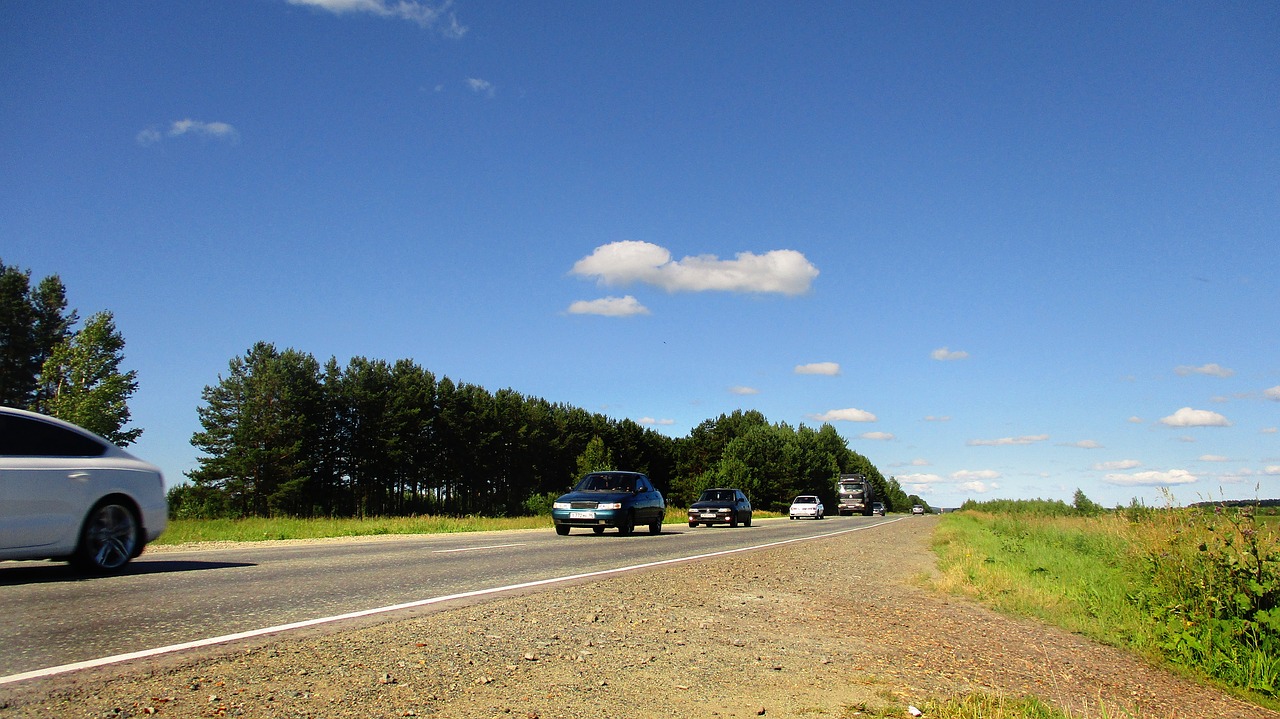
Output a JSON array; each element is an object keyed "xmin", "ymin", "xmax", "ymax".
[
  {"xmin": 699, "ymin": 490, "xmax": 733, "ymax": 502},
  {"xmin": 793, "ymin": 497, "xmax": 816, "ymax": 504},
  {"xmin": 575, "ymin": 473, "xmax": 635, "ymax": 492}
]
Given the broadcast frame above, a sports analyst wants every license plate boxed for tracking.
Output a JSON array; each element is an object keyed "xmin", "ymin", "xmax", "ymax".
[
  {"xmin": 701, "ymin": 512, "xmax": 718, "ymax": 518},
  {"xmin": 569, "ymin": 511, "xmax": 595, "ymax": 519}
]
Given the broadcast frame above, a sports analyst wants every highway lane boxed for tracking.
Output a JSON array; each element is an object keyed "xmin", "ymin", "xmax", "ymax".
[{"xmin": 0, "ymin": 514, "xmax": 898, "ymax": 681}]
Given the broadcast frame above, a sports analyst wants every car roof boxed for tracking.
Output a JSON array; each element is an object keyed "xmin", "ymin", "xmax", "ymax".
[{"xmin": 0, "ymin": 406, "xmax": 135, "ymax": 457}]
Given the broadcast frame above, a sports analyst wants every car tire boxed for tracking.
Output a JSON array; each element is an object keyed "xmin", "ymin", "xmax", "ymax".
[
  {"xmin": 592, "ymin": 526, "xmax": 605, "ymax": 534},
  {"xmin": 729, "ymin": 515, "xmax": 738, "ymax": 528},
  {"xmin": 617, "ymin": 513, "xmax": 635, "ymax": 536},
  {"xmin": 648, "ymin": 519, "xmax": 662, "ymax": 535},
  {"xmin": 689, "ymin": 521, "xmax": 697, "ymax": 528},
  {"xmin": 72, "ymin": 500, "xmax": 140, "ymax": 573},
  {"xmin": 555, "ymin": 524, "xmax": 570, "ymax": 535},
  {"xmin": 744, "ymin": 514, "xmax": 752, "ymax": 527}
]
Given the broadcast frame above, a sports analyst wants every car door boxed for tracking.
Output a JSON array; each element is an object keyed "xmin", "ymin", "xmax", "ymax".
[{"xmin": 0, "ymin": 414, "xmax": 106, "ymax": 550}]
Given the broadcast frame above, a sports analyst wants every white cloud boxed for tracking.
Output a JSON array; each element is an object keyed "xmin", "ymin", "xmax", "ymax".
[
  {"xmin": 951, "ymin": 469, "xmax": 1000, "ymax": 481},
  {"xmin": 1198, "ymin": 454, "xmax": 1229, "ymax": 462},
  {"xmin": 910, "ymin": 458, "xmax": 930, "ymax": 466},
  {"xmin": 729, "ymin": 386, "xmax": 759, "ymax": 396},
  {"xmin": 1093, "ymin": 459, "xmax": 1141, "ymax": 471},
  {"xmin": 1263, "ymin": 427, "xmax": 1278, "ymax": 434},
  {"xmin": 795, "ymin": 362, "xmax": 840, "ymax": 376},
  {"xmin": 1127, "ymin": 416, "xmax": 1144, "ymax": 424},
  {"xmin": 285, "ymin": 0, "xmax": 467, "ymax": 34},
  {"xmin": 1159, "ymin": 407, "xmax": 1232, "ymax": 428},
  {"xmin": 570, "ymin": 240, "xmax": 818, "ymax": 296},
  {"xmin": 466, "ymin": 77, "xmax": 495, "ymax": 97},
  {"xmin": 1104, "ymin": 469, "xmax": 1197, "ymax": 487},
  {"xmin": 810, "ymin": 408, "xmax": 877, "ymax": 423},
  {"xmin": 638, "ymin": 417, "xmax": 674, "ymax": 426},
  {"xmin": 138, "ymin": 119, "xmax": 239, "ymax": 145},
  {"xmin": 899, "ymin": 473, "xmax": 941, "ymax": 487},
  {"xmin": 566, "ymin": 295, "xmax": 649, "ymax": 317},
  {"xmin": 958, "ymin": 481, "xmax": 998, "ymax": 494},
  {"xmin": 967, "ymin": 434, "xmax": 1049, "ymax": 447},
  {"xmin": 1265, "ymin": 386, "xmax": 1280, "ymax": 401},
  {"xmin": 1266, "ymin": 466, "xmax": 1280, "ymax": 475},
  {"xmin": 1175, "ymin": 363, "xmax": 1235, "ymax": 378},
  {"xmin": 859, "ymin": 432, "xmax": 896, "ymax": 441},
  {"xmin": 930, "ymin": 347, "xmax": 969, "ymax": 361},
  {"xmin": 1059, "ymin": 440, "xmax": 1102, "ymax": 449},
  {"xmin": 924, "ymin": 415, "xmax": 952, "ymax": 422}
]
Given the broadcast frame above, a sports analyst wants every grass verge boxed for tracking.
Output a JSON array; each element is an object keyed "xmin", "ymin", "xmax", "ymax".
[{"xmin": 930, "ymin": 505, "xmax": 1280, "ymax": 712}]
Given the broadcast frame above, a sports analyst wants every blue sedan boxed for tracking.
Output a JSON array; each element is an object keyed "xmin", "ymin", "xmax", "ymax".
[{"xmin": 552, "ymin": 471, "xmax": 666, "ymax": 536}]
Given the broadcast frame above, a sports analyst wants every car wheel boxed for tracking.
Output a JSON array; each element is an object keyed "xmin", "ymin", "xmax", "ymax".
[
  {"xmin": 617, "ymin": 513, "xmax": 635, "ymax": 536},
  {"xmin": 593, "ymin": 526, "xmax": 605, "ymax": 535},
  {"xmin": 648, "ymin": 519, "xmax": 662, "ymax": 535},
  {"xmin": 73, "ymin": 501, "xmax": 139, "ymax": 572},
  {"xmin": 689, "ymin": 520, "xmax": 697, "ymax": 528},
  {"xmin": 744, "ymin": 513, "xmax": 752, "ymax": 527},
  {"xmin": 555, "ymin": 524, "xmax": 570, "ymax": 535}
]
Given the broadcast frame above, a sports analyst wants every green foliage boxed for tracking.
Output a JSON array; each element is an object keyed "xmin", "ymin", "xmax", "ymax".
[
  {"xmin": 1129, "ymin": 504, "xmax": 1280, "ymax": 696},
  {"xmin": 575, "ymin": 435, "xmax": 614, "ymax": 475},
  {"xmin": 186, "ymin": 343, "xmax": 680, "ymax": 520},
  {"xmin": 0, "ymin": 260, "xmax": 76, "ymax": 408},
  {"xmin": 938, "ymin": 503, "xmax": 1280, "ymax": 707},
  {"xmin": 36, "ymin": 311, "xmax": 141, "ymax": 445},
  {"xmin": 1072, "ymin": 488, "xmax": 1105, "ymax": 517}
]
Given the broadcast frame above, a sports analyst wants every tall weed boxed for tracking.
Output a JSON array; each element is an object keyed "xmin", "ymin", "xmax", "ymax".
[
  {"xmin": 934, "ymin": 503, "xmax": 1280, "ymax": 706},
  {"xmin": 1126, "ymin": 504, "xmax": 1280, "ymax": 695}
]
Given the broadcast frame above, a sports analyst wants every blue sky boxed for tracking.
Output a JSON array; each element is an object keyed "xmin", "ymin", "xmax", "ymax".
[{"xmin": 3, "ymin": 1, "xmax": 1277, "ymax": 508}]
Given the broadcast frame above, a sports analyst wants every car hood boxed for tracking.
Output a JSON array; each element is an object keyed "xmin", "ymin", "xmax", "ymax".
[
  {"xmin": 556, "ymin": 490, "xmax": 634, "ymax": 504},
  {"xmin": 689, "ymin": 500, "xmax": 737, "ymax": 510}
]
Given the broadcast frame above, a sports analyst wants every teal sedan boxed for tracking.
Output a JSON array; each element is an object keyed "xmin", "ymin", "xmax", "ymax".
[{"xmin": 551, "ymin": 471, "xmax": 665, "ymax": 536}]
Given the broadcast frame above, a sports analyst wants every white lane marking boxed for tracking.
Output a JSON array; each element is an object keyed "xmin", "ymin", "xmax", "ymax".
[
  {"xmin": 432, "ymin": 543, "xmax": 526, "ymax": 554},
  {"xmin": 0, "ymin": 517, "xmax": 903, "ymax": 686}
]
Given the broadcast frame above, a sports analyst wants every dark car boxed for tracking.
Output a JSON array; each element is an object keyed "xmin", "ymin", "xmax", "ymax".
[
  {"xmin": 551, "ymin": 471, "xmax": 665, "ymax": 536},
  {"xmin": 872, "ymin": 502, "xmax": 885, "ymax": 516},
  {"xmin": 687, "ymin": 488, "xmax": 752, "ymax": 527}
]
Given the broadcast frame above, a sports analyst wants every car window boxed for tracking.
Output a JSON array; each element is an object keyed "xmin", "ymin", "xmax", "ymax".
[{"xmin": 0, "ymin": 414, "xmax": 108, "ymax": 457}]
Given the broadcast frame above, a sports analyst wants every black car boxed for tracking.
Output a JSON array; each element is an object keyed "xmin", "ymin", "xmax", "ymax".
[
  {"xmin": 551, "ymin": 471, "xmax": 666, "ymax": 535},
  {"xmin": 687, "ymin": 488, "xmax": 752, "ymax": 527}
]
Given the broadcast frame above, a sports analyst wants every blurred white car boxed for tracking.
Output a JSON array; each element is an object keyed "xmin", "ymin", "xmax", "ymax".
[
  {"xmin": 912, "ymin": 504, "xmax": 926, "ymax": 515},
  {"xmin": 789, "ymin": 495, "xmax": 824, "ymax": 520},
  {"xmin": 0, "ymin": 407, "xmax": 167, "ymax": 572}
]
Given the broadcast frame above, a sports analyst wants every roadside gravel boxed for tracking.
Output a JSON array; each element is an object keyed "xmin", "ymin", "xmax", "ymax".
[{"xmin": 2, "ymin": 516, "xmax": 1275, "ymax": 719}]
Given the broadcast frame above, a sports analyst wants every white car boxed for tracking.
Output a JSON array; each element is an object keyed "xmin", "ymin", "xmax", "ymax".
[
  {"xmin": 789, "ymin": 495, "xmax": 824, "ymax": 520},
  {"xmin": 0, "ymin": 407, "xmax": 167, "ymax": 572}
]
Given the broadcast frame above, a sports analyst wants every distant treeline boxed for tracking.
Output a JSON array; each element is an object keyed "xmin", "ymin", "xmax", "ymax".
[{"xmin": 171, "ymin": 342, "xmax": 908, "ymax": 520}]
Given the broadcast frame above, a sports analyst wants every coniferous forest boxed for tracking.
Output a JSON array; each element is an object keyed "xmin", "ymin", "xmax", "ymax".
[{"xmin": 172, "ymin": 342, "xmax": 911, "ymax": 520}]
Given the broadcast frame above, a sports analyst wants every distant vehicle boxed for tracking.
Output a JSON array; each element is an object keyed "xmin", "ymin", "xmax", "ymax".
[
  {"xmin": 688, "ymin": 488, "xmax": 752, "ymax": 527},
  {"xmin": 789, "ymin": 495, "xmax": 825, "ymax": 520},
  {"xmin": 0, "ymin": 407, "xmax": 168, "ymax": 572},
  {"xmin": 872, "ymin": 502, "xmax": 885, "ymax": 516},
  {"xmin": 912, "ymin": 504, "xmax": 925, "ymax": 515},
  {"xmin": 836, "ymin": 473, "xmax": 874, "ymax": 516},
  {"xmin": 551, "ymin": 471, "xmax": 665, "ymax": 536}
]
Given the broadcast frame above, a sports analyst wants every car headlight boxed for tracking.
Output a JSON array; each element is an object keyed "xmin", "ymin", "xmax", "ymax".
[
  {"xmin": 597, "ymin": 502, "xmax": 622, "ymax": 510},
  {"xmin": 553, "ymin": 502, "xmax": 571, "ymax": 510}
]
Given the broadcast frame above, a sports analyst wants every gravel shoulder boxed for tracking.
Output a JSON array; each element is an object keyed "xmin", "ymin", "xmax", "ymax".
[{"xmin": 3, "ymin": 516, "xmax": 1275, "ymax": 719}]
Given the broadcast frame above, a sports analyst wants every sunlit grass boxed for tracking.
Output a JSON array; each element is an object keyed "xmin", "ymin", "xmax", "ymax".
[{"xmin": 157, "ymin": 511, "xmax": 785, "ymax": 545}]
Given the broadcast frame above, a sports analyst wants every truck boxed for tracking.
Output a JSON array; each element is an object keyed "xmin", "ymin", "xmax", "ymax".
[{"xmin": 836, "ymin": 473, "xmax": 875, "ymax": 516}]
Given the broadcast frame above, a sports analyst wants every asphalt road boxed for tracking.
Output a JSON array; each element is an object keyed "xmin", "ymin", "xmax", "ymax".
[{"xmin": 0, "ymin": 514, "xmax": 898, "ymax": 682}]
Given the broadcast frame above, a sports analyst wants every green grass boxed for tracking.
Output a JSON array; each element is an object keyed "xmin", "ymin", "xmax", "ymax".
[
  {"xmin": 156, "ymin": 511, "xmax": 784, "ymax": 545},
  {"xmin": 931, "ymin": 508, "xmax": 1280, "ymax": 711}
]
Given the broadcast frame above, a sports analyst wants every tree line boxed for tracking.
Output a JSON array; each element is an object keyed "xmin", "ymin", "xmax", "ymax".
[
  {"xmin": 175, "ymin": 342, "xmax": 904, "ymax": 519},
  {"xmin": 0, "ymin": 260, "xmax": 140, "ymax": 444}
]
